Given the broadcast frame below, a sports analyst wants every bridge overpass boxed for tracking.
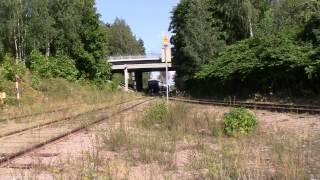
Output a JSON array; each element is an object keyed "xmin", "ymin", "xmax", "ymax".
[{"xmin": 108, "ymin": 51, "xmax": 174, "ymax": 91}]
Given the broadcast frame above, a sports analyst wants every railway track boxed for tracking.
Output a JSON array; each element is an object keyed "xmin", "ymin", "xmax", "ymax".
[
  {"xmin": 170, "ymin": 97, "xmax": 320, "ymax": 115},
  {"xmin": 0, "ymin": 97, "xmax": 144, "ymax": 123},
  {"xmin": 0, "ymin": 97, "xmax": 153, "ymax": 166},
  {"xmin": 0, "ymin": 97, "xmax": 147, "ymax": 139},
  {"xmin": 0, "ymin": 103, "xmax": 83, "ymax": 123}
]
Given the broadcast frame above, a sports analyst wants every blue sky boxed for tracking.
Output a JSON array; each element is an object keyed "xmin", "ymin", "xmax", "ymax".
[{"xmin": 95, "ymin": 0, "xmax": 179, "ymax": 54}]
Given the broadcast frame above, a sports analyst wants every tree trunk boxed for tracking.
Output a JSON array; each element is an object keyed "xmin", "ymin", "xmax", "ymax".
[
  {"xmin": 46, "ymin": 42, "xmax": 50, "ymax": 57},
  {"xmin": 249, "ymin": 18, "xmax": 254, "ymax": 38},
  {"xmin": 14, "ymin": 28, "xmax": 21, "ymax": 102}
]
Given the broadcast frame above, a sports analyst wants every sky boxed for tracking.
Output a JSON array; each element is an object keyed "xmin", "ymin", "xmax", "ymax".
[
  {"xmin": 95, "ymin": 0, "xmax": 179, "ymax": 83},
  {"xmin": 95, "ymin": 0, "xmax": 180, "ymax": 54}
]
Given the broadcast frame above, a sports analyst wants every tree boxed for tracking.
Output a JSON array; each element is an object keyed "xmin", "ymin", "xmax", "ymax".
[
  {"xmin": 0, "ymin": 0, "xmax": 28, "ymax": 100},
  {"xmin": 48, "ymin": 0, "xmax": 110, "ymax": 80},
  {"xmin": 108, "ymin": 18, "xmax": 145, "ymax": 56},
  {"xmin": 196, "ymin": 29, "xmax": 317, "ymax": 96},
  {"xmin": 170, "ymin": 0, "xmax": 226, "ymax": 90},
  {"xmin": 26, "ymin": 0, "xmax": 56, "ymax": 57},
  {"xmin": 273, "ymin": 0, "xmax": 320, "ymax": 29},
  {"xmin": 301, "ymin": 14, "xmax": 320, "ymax": 79}
]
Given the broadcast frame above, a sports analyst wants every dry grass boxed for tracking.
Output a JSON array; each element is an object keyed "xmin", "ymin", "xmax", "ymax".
[
  {"xmin": 190, "ymin": 130, "xmax": 316, "ymax": 179},
  {"xmin": 103, "ymin": 125, "xmax": 177, "ymax": 168},
  {"xmin": 4, "ymin": 100, "xmax": 319, "ymax": 180},
  {"xmin": 0, "ymin": 78, "xmax": 141, "ymax": 119},
  {"xmin": 99, "ymin": 101, "xmax": 319, "ymax": 179}
]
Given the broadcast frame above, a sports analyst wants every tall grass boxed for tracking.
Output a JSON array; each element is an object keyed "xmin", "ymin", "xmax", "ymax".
[
  {"xmin": 190, "ymin": 130, "xmax": 316, "ymax": 179},
  {"xmin": 1, "ymin": 78, "xmax": 140, "ymax": 119}
]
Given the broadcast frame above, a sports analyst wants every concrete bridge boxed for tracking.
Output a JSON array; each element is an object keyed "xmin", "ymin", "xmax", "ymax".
[{"xmin": 108, "ymin": 50, "xmax": 174, "ymax": 91}]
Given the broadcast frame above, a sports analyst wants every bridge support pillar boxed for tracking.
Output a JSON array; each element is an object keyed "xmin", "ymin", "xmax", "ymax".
[
  {"xmin": 124, "ymin": 66, "xmax": 129, "ymax": 91},
  {"xmin": 132, "ymin": 72, "xmax": 136, "ymax": 90},
  {"xmin": 135, "ymin": 71, "xmax": 143, "ymax": 91}
]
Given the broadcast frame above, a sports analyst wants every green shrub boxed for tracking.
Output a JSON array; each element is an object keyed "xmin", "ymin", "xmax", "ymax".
[
  {"xmin": 94, "ymin": 60, "xmax": 112, "ymax": 83},
  {"xmin": 31, "ymin": 74, "xmax": 42, "ymax": 90},
  {"xmin": 111, "ymin": 73, "xmax": 124, "ymax": 89},
  {"xmin": 2, "ymin": 54, "xmax": 26, "ymax": 81},
  {"xmin": 141, "ymin": 101, "xmax": 168, "ymax": 128},
  {"xmin": 30, "ymin": 50, "xmax": 78, "ymax": 81},
  {"xmin": 51, "ymin": 54, "xmax": 79, "ymax": 81},
  {"xmin": 30, "ymin": 50, "xmax": 53, "ymax": 78},
  {"xmin": 223, "ymin": 108, "xmax": 258, "ymax": 137}
]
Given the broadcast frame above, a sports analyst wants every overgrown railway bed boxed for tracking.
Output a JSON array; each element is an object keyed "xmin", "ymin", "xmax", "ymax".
[
  {"xmin": 170, "ymin": 97, "xmax": 320, "ymax": 115},
  {"xmin": 0, "ymin": 103, "xmax": 82, "ymax": 123},
  {"xmin": 0, "ymin": 97, "xmax": 153, "ymax": 167}
]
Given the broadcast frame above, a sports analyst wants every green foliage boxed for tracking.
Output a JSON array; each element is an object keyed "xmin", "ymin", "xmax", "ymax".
[
  {"xmin": 94, "ymin": 60, "xmax": 112, "ymax": 83},
  {"xmin": 171, "ymin": 0, "xmax": 320, "ymax": 96},
  {"xmin": 30, "ymin": 50, "xmax": 53, "ymax": 78},
  {"xmin": 305, "ymin": 57, "xmax": 320, "ymax": 79},
  {"xmin": 0, "ymin": 0, "xmax": 114, "ymax": 83},
  {"xmin": 52, "ymin": 54, "xmax": 79, "ymax": 81},
  {"xmin": 0, "ymin": 0, "xmax": 147, "ymax": 87},
  {"xmin": 170, "ymin": 0, "xmax": 226, "ymax": 89},
  {"xmin": 31, "ymin": 74, "xmax": 42, "ymax": 90},
  {"xmin": 30, "ymin": 50, "xmax": 79, "ymax": 81},
  {"xmin": 110, "ymin": 73, "xmax": 124, "ymax": 90},
  {"xmin": 1, "ymin": 54, "xmax": 26, "ymax": 81},
  {"xmin": 140, "ymin": 101, "xmax": 168, "ymax": 128},
  {"xmin": 198, "ymin": 30, "xmax": 311, "ymax": 80},
  {"xmin": 223, "ymin": 108, "xmax": 258, "ymax": 136},
  {"xmin": 108, "ymin": 18, "xmax": 145, "ymax": 56},
  {"xmin": 196, "ymin": 29, "xmax": 317, "ymax": 96},
  {"xmin": 300, "ymin": 14, "xmax": 320, "ymax": 46},
  {"xmin": 273, "ymin": 0, "xmax": 320, "ymax": 29}
]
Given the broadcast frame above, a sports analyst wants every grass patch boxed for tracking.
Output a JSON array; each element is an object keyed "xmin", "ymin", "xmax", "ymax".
[
  {"xmin": 140, "ymin": 100, "xmax": 168, "ymax": 128},
  {"xmin": 103, "ymin": 126, "xmax": 132, "ymax": 152},
  {"xmin": 190, "ymin": 130, "xmax": 314, "ymax": 179},
  {"xmin": 131, "ymin": 132, "xmax": 176, "ymax": 166},
  {"xmin": 102, "ymin": 125, "xmax": 176, "ymax": 167}
]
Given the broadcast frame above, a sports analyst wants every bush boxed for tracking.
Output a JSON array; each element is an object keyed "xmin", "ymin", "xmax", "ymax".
[
  {"xmin": 51, "ymin": 54, "xmax": 79, "ymax": 81},
  {"xmin": 94, "ymin": 60, "xmax": 112, "ymax": 83},
  {"xmin": 223, "ymin": 108, "xmax": 258, "ymax": 137},
  {"xmin": 31, "ymin": 74, "xmax": 42, "ymax": 90},
  {"xmin": 111, "ymin": 73, "xmax": 124, "ymax": 89},
  {"xmin": 30, "ymin": 50, "xmax": 53, "ymax": 78},
  {"xmin": 2, "ymin": 54, "xmax": 26, "ymax": 81},
  {"xmin": 140, "ymin": 101, "xmax": 168, "ymax": 128},
  {"xmin": 30, "ymin": 50, "xmax": 78, "ymax": 81}
]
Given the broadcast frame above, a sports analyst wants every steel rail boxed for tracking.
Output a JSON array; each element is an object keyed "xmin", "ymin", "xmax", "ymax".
[
  {"xmin": 0, "ymin": 97, "xmax": 153, "ymax": 166},
  {"xmin": 0, "ymin": 97, "xmax": 147, "ymax": 139},
  {"xmin": 170, "ymin": 98, "xmax": 320, "ymax": 115},
  {"xmin": 0, "ymin": 103, "xmax": 84, "ymax": 123}
]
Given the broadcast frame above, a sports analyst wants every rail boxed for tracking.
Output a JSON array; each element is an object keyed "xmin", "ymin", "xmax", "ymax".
[
  {"xmin": 170, "ymin": 97, "xmax": 320, "ymax": 115},
  {"xmin": 0, "ymin": 97, "xmax": 153, "ymax": 166}
]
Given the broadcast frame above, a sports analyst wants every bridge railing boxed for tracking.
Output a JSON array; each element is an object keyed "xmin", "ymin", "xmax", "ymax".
[{"xmin": 108, "ymin": 53, "xmax": 161, "ymax": 60}]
